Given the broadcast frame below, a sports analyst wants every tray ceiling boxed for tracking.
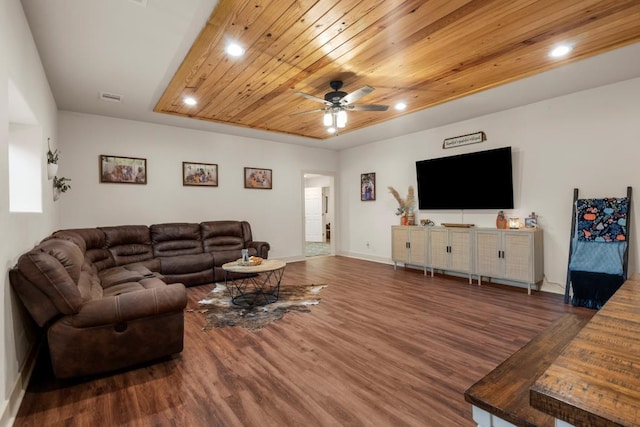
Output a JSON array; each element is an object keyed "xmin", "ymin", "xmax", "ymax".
[{"xmin": 154, "ymin": 0, "xmax": 640, "ymax": 140}]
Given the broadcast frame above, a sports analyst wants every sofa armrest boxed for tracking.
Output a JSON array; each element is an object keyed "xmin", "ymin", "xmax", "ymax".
[
  {"xmin": 248, "ymin": 241, "xmax": 270, "ymax": 259},
  {"xmin": 70, "ymin": 283, "xmax": 187, "ymax": 328}
]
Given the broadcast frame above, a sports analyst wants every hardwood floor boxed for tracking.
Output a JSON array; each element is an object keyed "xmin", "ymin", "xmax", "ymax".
[{"xmin": 13, "ymin": 256, "xmax": 593, "ymax": 427}]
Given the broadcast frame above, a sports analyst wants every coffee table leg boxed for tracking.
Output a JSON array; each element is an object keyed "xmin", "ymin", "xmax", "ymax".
[{"xmin": 225, "ymin": 266, "xmax": 285, "ymax": 307}]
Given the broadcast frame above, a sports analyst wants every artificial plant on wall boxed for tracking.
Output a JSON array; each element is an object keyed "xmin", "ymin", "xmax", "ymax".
[
  {"xmin": 53, "ymin": 176, "xmax": 71, "ymax": 201},
  {"xmin": 47, "ymin": 137, "xmax": 59, "ymax": 180}
]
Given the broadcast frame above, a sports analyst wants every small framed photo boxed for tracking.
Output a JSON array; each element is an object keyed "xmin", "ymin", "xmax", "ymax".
[
  {"xmin": 182, "ymin": 162, "xmax": 218, "ymax": 186},
  {"xmin": 100, "ymin": 155, "xmax": 147, "ymax": 184},
  {"xmin": 361, "ymin": 172, "xmax": 376, "ymax": 201},
  {"xmin": 525, "ymin": 217, "xmax": 537, "ymax": 228},
  {"xmin": 244, "ymin": 167, "xmax": 272, "ymax": 189}
]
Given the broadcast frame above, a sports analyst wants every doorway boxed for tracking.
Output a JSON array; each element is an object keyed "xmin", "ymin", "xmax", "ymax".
[{"xmin": 303, "ymin": 172, "xmax": 335, "ymax": 257}]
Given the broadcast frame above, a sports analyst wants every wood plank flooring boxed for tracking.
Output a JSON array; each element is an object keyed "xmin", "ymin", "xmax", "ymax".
[{"xmin": 13, "ymin": 256, "xmax": 593, "ymax": 427}]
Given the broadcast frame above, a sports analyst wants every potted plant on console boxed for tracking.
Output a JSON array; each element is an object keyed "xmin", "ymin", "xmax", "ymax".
[{"xmin": 388, "ymin": 185, "xmax": 416, "ymax": 225}]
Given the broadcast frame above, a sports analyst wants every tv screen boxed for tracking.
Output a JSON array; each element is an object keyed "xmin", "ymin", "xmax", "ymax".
[{"xmin": 416, "ymin": 146, "xmax": 514, "ymax": 210}]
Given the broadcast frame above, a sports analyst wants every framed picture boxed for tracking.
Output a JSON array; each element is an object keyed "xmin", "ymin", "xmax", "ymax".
[
  {"xmin": 244, "ymin": 167, "xmax": 272, "ymax": 189},
  {"xmin": 100, "ymin": 155, "xmax": 147, "ymax": 184},
  {"xmin": 361, "ymin": 172, "xmax": 376, "ymax": 201},
  {"xmin": 182, "ymin": 162, "xmax": 218, "ymax": 186}
]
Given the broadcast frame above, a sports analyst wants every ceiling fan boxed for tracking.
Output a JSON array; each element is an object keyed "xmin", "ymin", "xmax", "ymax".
[{"xmin": 292, "ymin": 81, "xmax": 389, "ymax": 131}]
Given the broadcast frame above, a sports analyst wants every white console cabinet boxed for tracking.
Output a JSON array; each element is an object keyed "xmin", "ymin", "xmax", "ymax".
[
  {"xmin": 428, "ymin": 227, "xmax": 474, "ymax": 283},
  {"xmin": 475, "ymin": 228, "xmax": 543, "ymax": 294},
  {"xmin": 391, "ymin": 226, "xmax": 427, "ymax": 274},
  {"xmin": 391, "ymin": 226, "xmax": 543, "ymax": 292}
]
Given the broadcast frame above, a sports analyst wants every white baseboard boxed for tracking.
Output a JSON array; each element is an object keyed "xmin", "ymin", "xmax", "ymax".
[{"xmin": 0, "ymin": 342, "xmax": 39, "ymax": 427}]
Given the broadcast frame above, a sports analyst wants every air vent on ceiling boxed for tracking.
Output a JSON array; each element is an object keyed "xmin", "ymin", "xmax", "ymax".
[
  {"xmin": 99, "ymin": 92, "xmax": 122, "ymax": 103},
  {"xmin": 127, "ymin": 0, "xmax": 148, "ymax": 7}
]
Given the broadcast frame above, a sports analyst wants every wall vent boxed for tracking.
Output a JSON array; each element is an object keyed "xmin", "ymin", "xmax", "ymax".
[
  {"xmin": 99, "ymin": 92, "xmax": 123, "ymax": 103},
  {"xmin": 127, "ymin": 0, "xmax": 148, "ymax": 7}
]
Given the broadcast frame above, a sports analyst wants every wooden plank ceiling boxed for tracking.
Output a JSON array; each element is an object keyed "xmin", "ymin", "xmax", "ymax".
[{"xmin": 154, "ymin": 0, "xmax": 640, "ymax": 140}]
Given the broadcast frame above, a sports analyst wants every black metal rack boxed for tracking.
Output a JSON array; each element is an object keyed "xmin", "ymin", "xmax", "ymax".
[{"xmin": 564, "ymin": 186, "xmax": 632, "ymax": 304}]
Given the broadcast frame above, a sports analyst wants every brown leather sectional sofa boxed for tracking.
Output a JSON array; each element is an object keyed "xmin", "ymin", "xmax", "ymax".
[{"xmin": 9, "ymin": 220, "xmax": 270, "ymax": 378}]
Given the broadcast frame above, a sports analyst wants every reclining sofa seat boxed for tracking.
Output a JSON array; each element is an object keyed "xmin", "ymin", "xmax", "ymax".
[
  {"xmin": 10, "ymin": 234, "xmax": 186, "ymax": 379},
  {"xmin": 201, "ymin": 220, "xmax": 270, "ymax": 281},
  {"xmin": 150, "ymin": 222, "xmax": 214, "ymax": 285},
  {"xmin": 9, "ymin": 220, "xmax": 270, "ymax": 378}
]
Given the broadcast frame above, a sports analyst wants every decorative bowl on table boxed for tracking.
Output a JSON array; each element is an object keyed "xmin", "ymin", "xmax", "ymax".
[{"xmin": 237, "ymin": 256, "xmax": 263, "ymax": 266}]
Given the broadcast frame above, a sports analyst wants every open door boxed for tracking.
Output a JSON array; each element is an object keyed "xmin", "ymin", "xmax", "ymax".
[{"xmin": 305, "ymin": 187, "xmax": 323, "ymax": 242}]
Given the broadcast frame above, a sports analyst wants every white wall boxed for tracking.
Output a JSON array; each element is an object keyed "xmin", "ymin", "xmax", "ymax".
[
  {"xmin": 338, "ymin": 76, "xmax": 640, "ymax": 293},
  {"xmin": 1, "ymin": 0, "xmax": 59, "ymax": 425},
  {"xmin": 57, "ymin": 111, "xmax": 339, "ymax": 260}
]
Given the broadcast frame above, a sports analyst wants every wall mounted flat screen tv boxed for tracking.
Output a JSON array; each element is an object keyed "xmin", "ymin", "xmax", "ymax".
[{"xmin": 416, "ymin": 146, "xmax": 514, "ymax": 210}]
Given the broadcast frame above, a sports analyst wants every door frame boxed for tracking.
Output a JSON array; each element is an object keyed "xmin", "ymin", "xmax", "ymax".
[{"xmin": 302, "ymin": 171, "xmax": 336, "ymax": 256}]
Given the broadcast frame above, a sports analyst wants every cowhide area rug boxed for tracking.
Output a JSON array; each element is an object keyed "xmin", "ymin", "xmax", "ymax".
[{"xmin": 192, "ymin": 283, "xmax": 328, "ymax": 332}]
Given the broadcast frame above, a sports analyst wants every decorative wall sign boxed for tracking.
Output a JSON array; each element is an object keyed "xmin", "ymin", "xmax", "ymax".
[{"xmin": 443, "ymin": 131, "xmax": 486, "ymax": 149}]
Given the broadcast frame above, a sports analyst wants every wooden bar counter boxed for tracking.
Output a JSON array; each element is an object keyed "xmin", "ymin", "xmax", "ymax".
[
  {"xmin": 531, "ymin": 277, "xmax": 640, "ymax": 426},
  {"xmin": 465, "ymin": 313, "xmax": 592, "ymax": 426}
]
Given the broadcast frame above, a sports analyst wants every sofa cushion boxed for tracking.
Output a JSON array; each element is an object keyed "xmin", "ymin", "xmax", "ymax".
[
  {"xmin": 77, "ymin": 268, "xmax": 102, "ymax": 302},
  {"xmin": 150, "ymin": 223, "xmax": 204, "ymax": 257},
  {"xmin": 101, "ymin": 225, "xmax": 154, "ymax": 266},
  {"xmin": 158, "ymin": 253, "xmax": 214, "ymax": 274},
  {"xmin": 53, "ymin": 228, "xmax": 115, "ymax": 271},
  {"xmin": 17, "ymin": 239, "xmax": 85, "ymax": 315},
  {"xmin": 99, "ymin": 267, "xmax": 146, "ymax": 288},
  {"xmin": 201, "ymin": 221, "xmax": 246, "ymax": 252}
]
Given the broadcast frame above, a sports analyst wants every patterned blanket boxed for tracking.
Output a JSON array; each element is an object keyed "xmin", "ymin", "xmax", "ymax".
[{"xmin": 575, "ymin": 197, "xmax": 628, "ymax": 242}]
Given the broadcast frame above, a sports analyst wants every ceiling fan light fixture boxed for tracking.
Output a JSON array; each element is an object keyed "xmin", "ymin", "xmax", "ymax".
[
  {"xmin": 336, "ymin": 109, "xmax": 347, "ymax": 128},
  {"xmin": 395, "ymin": 102, "xmax": 407, "ymax": 111},
  {"xmin": 323, "ymin": 111, "xmax": 333, "ymax": 127},
  {"xmin": 327, "ymin": 127, "xmax": 336, "ymax": 134}
]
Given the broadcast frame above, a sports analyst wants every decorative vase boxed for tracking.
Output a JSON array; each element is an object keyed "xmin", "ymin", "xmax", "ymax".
[
  {"xmin": 401, "ymin": 215, "xmax": 408, "ymax": 226},
  {"xmin": 47, "ymin": 163, "xmax": 58, "ymax": 180},
  {"xmin": 53, "ymin": 188, "xmax": 60, "ymax": 201},
  {"xmin": 407, "ymin": 211, "xmax": 415, "ymax": 226}
]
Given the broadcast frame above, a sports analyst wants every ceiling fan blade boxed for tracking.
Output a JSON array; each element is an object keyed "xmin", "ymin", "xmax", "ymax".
[
  {"xmin": 341, "ymin": 85, "xmax": 374, "ymax": 105},
  {"xmin": 347, "ymin": 104, "xmax": 389, "ymax": 111},
  {"xmin": 295, "ymin": 91, "xmax": 332, "ymax": 105},
  {"xmin": 289, "ymin": 108, "xmax": 325, "ymax": 117}
]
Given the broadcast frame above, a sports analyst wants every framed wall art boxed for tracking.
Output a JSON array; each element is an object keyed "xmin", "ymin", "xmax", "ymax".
[
  {"xmin": 100, "ymin": 155, "xmax": 147, "ymax": 184},
  {"xmin": 244, "ymin": 167, "xmax": 272, "ymax": 189},
  {"xmin": 361, "ymin": 172, "xmax": 376, "ymax": 201},
  {"xmin": 182, "ymin": 162, "xmax": 218, "ymax": 186}
]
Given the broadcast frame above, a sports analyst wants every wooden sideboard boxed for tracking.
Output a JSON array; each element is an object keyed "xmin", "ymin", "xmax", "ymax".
[{"xmin": 391, "ymin": 226, "xmax": 543, "ymax": 293}]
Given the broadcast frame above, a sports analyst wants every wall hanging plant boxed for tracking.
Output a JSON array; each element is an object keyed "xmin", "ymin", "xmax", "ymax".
[
  {"xmin": 46, "ymin": 137, "xmax": 59, "ymax": 180},
  {"xmin": 53, "ymin": 176, "xmax": 71, "ymax": 201}
]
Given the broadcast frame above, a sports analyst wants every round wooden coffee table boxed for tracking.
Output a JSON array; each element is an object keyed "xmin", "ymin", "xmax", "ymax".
[{"xmin": 221, "ymin": 259, "xmax": 286, "ymax": 307}]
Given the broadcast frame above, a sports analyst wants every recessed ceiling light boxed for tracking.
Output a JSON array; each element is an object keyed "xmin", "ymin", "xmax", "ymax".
[
  {"xmin": 549, "ymin": 44, "xmax": 572, "ymax": 58},
  {"xmin": 225, "ymin": 43, "xmax": 245, "ymax": 57},
  {"xmin": 183, "ymin": 97, "xmax": 197, "ymax": 106},
  {"xmin": 395, "ymin": 102, "xmax": 407, "ymax": 111}
]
